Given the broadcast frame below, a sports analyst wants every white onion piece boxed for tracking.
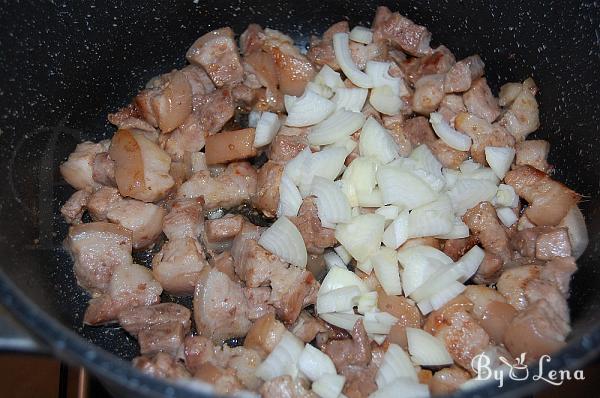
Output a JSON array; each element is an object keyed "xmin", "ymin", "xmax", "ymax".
[
  {"xmin": 248, "ymin": 110, "xmax": 261, "ymax": 128},
  {"xmin": 254, "ymin": 111, "xmax": 281, "ymax": 147},
  {"xmin": 382, "ymin": 210, "xmax": 409, "ymax": 249},
  {"xmin": 308, "ymin": 109, "xmax": 366, "ymax": 145},
  {"xmin": 429, "ymin": 112, "xmax": 472, "ymax": 151},
  {"xmin": 459, "ymin": 159, "xmax": 481, "ymax": 174},
  {"xmin": 406, "ymin": 327, "xmax": 453, "ymax": 366},
  {"xmin": 324, "ymin": 250, "xmax": 348, "ymax": 270},
  {"xmin": 485, "ymin": 146, "xmax": 516, "ymax": 179},
  {"xmin": 493, "ymin": 183, "xmax": 519, "ymax": 208},
  {"xmin": 337, "ymin": 180, "xmax": 359, "ymax": 208},
  {"xmin": 306, "ymin": 81, "xmax": 334, "ymax": 99},
  {"xmin": 343, "ymin": 157, "xmax": 378, "ymax": 195},
  {"xmin": 416, "ymin": 299, "xmax": 433, "ymax": 315},
  {"xmin": 496, "ymin": 207, "xmax": 518, "ymax": 227},
  {"xmin": 356, "ymin": 258, "xmax": 373, "ymax": 274},
  {"xmin": 357, "ymin": 291, "xmax": 378, "ymax": 314},
  {"xmin": 409, "ymin": 265, "xmax": 465, "ymax": 302},
  {"xmin": 456, "ymin": 245, "xmax": 485, "ymax": 283},
  {"xmin": 377, "ymin": 165, "xmax": 437, "ymax": 209},
  {"xmin": 349, "ymin": 26, "xmax": 373, "ymax": 44},
  {"xmin": 319, "ymin": 266, "xmax": 369, "ymax": 296},
  {"xmin": 311, "ymin": 176, "xmax": 352, "ymax": 226},
  {"xmin": 334, "ymin": 245, "xmax": 352, "ymax": 265},
  {"xmin": 277, "ymin": 174, "xmax": 303, "ymax": 218},
  {"xmin": 255, "ymin": 331, "xmax": 304, "ymax": 380},
  {"xmin": 409, "ymin": 145, "xmax": 445, "ymax": 191},
  {"xmin": 559, "ymin": 205, "xmax": 589, "ymax": 259},
  {"xmin": 258, "ymin": 216, "xmax": 307, "ymax": 268},
  {"xmin": 448, "ymin": 178, "xmax": 498, "ymax": 216},
  {"xmin": 319, "ymin": 312, "xmax": 362, "ymax": 331},
  {"xmin": 398, "ymin": 246, "xmax": 452, "ymax": 296},
  {"xmin": 436, "ymin": 217, "xmax": 470, "ymax": 239},
  {"xmin": 364, "ymin": 311, "xmax": 399, "ymax": 334},
  {"xmin": 359, "ymin": 117, "xmax": 400, "ymax": 164},
  {"xmin": 299, "ymin": 147, "xmax": 348, "ymax": 196},
  {"xmin": 298, "ymin": 344, "xmax": 337, "ymax": 382},
  {"xmin": 442, "ymin": 168, "xmax": 460, "ymax": 188},
  {"xmin": 312, "ymin": 374, "xmax": 346, "ymax": 398},
  {"xmin": 284, "ymin": 95, "xmax": 298, "ymax": 114},
  {"xmin": 407, "ymin": 195, "xmax": 454, "ymax": 238},
  {"xmin": 372, "ymin": 247, "xmax": 403, "ymax": 295},
  {"xmin": 369, "ymin": 86, "xmax": 403, "ymax": 116},
  {"xmin": 426, "ymin": 281, "xmax": 466, "ymax": 312},
  {"xmin": 365, "ymin": 61, "xmax": 408, "ymax": 96},
  {"xmin": 285, "ymin": 90, "xmax": 335, "ymax": 127},
  {"xmin": 328, "ymin": 136, "xmax": 358, "ymax": 157},
  {"xmin": 370, "ymin": 378, "xmax": 430, "ymax": 398},
  {"xmin": 314, "ymin": 65, "xmax": 345, "ymax": 90},
  {"xmin": 357, "ymin": 188, "xmax": 384, "ymax": 207},
  {"xmin": 375, "ymin": 205, "xmax": 401, "ymax": 223},
  {"xmin": 316, "ymin": 285, "xmax": 361, "ymax": 314},
  {"xmin": 335, "ymin": 214, "xmax": 385, "ymax": 262},
  {"xmin": 370, "ymin": 334, "xmax": 387, "ymax": 345},
  {"xmin": 460, "ymin": 167, "xmax": 499, "ymax": 184},
  {"xmin": 333, "ymin": 87, "xmax": 369, "ymax": 112},
  {"xmin": 333, "ymin": 33, "xmax": 373, "ymax": 88},
  {"xmin": 376, "ymin": 344, "xmax": 418, "ymax": 387},
  {"xmin": 284, "ymin": 147, "xmax": 312, "ymax": 186}
]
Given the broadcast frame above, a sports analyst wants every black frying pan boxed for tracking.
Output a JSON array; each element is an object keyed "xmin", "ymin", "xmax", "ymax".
[{"xmin": 0, "ymin": 1, "xmax": 599, "ymax": 397}]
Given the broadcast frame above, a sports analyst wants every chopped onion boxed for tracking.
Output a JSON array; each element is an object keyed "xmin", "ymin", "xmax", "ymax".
[
  {"xmin": 485, "ymin": 146, "xmax": 516, "ymax": 179},
  {"xmin": 314, "ymin": 65, "xmax": 345, "ymax": 90},
  {"xmin": 298, "ymin": 147, "xmax": 348, "ymax": 196},
  {"xmin": 248, "ymin": 110, "xmax": 261, "ymax": 128},
  {"xmin": 319, "ymin": 266, "xmax": 369, "ymax": 296},
  {"xmin": 285, "ymin": 90, "xmax": 335, "ymax": 127},
  {"xmin": 427, "ymin": 281, "xmax": 466, "ymax": 312},
  {"xmin": 356, "ymin": 258, "xmax": 373, "ymax": 274},
  {"xmin": 359, "ymin": 117, "xmax": 400, "ymax": 164},
  {"xmin": 369, "ymin": 85, "xmax": 403, "ymax": 116},
  {"xmin": 398, "ymin": 246, "xmax": 452, "ymax": 296},
  {"xmin": 496, "ymin": 207, "xmax": 518, "ymax": 227},
  {"xmin": 308, "ymin": 109, "xmax": 366, "ymax": 145},
  {"xmin": 409, "ymin": 265, "xmax": 465, "ymax": 302},
  {"xmin": 459, "ymin": 159, "xmax": 481, "ymax": 174},
  {"xmin": 448, "ymin": 178, "xmax": 498, "ymax": 216},
  {"xmin": 372, "ymin": 247, "xmax": 403, "ymax": 295},
  {"xmin": 493, "ymin": 183, "xmax": 519, "ymax": 208},
  {"xmin": 334, "ymin": 245, "xmax": 353, "ymax": 265},
  {"xmin": 436, "ymin": 217, "xmax": 470, "ymax": 239},
  {"xmin": 416, "ymin": 299, "xmax": 433, "ymax": 315},
  {"xmin": 442, "ymin": 168, "xmax": 460, "ymax": 188},
  {"xmin": 312, "ymin": 374, "xmax": 346, "ymax": 398},
  {"xmin": 407, "ymin": 194, "xmax": 454, "ymax": 238},
  {"xmin": 277, "ymin": 174, "xmax": 303, "ymax": 218},
  {"xmin": 357, "ymin": 291, "xmax": 378, "ymax": 314},
  {"xmin": 343, "ymin": 157, "xmax": 379, "ymax": 195},
  {"xmin": 364, "ymin": 311, "xmax": 399, "ymax": 334},
  {"xmin": 406, "ymin": 327, "xmax": 453, "ymax": 366},
  {"xmin": 375, "ymin": 205, "xmax": 401, "ymax": 223},
  {"xmin": 382, "ymin": 210, "xmax": 409, "ymax": 249},
  {"xmin": 335, "ymin": 214, "xmax": 385, "ymax": 262},
  {"xmin": 324, "ymin": 250, "xmax": 348, "ymax": 270},
  {"xmin": 429, "ymin": 112, "xmax": 472, "ymax": 151},
  {"xmin": 456, "ymin": 245, "xmax": 485, "ymax": 283},
  {"xmin": 328, "ymin": 136, "xmax": 358, "ymax": 157},
  {"xmin": 298, "ymin": 344, "xmax": 337, "ymax": 382},
  {"xmin": 559, "ymin": 205, "xmax": 589, "ymax": 259},
  {"xmin": 337, "ymin": 180, "xmax": 359, "ymax": 207},
  {"xmin": 258, "ymin": 216, "xmax": 307, "ymax": 268},
  {"xmin": 311, "ymin": 176, "xmax": 352, "ymax": 226},
  {"xmin": 319, "ymin": 312, "xmax": 362, "ymax": 331},
  {"xmin": 284, "ymin": 147, "xmax": 312, "ymax": 186},
  {"xmin": 254, "ymin": 111, "xmax": 281, "ymax": 147},
  {"xmin": 284, "ymin": 95, "xmax": 298, "ymax": 114},
  {"xmin": 376, "ymin": 344, "xmax": 418, "ymax": 387},
  {"xmin": 370, "ymin": 334, "xmax": 387, "ymax": 345},
  {"xmin": 255, "ymin": 331, "xmax": 304, "ymax": 380},
  {"xmin": 460, "ymin": 167, "xmax": 499, "ymax": 184},
  {"xmin": 333, "ymin": 32, "xmax": 373, "ymax": 88},
  {"xmin": 409, "ymin": 145, "xmax": 445, "ymax": 192},
  {"xmin": 307, "ymin": 81, "xmax": 334, "ymax": 99},
  {"xmin": 370, "ymin": 378, "xmax": 430, "ymax": 398},
  {"xmin": 333, "ymin": 87, "xmax": 369, "ymax": 112},
  {"xmin": 349, "ymin": 26, "xmax": 373, "ymax": 44},
  {"xmin": 357, "ymin": 188, "xmax": 384, "ymax": 207},
  {"xmin": 377, "ymin": 165, "xmax": 437, "ymax": 210},
  {"xmin": 316, "ymin": 285, "xmax": 361, "ymax": 314},
  {"xmin": 365, "ymin": 61, "xmax": 408, "ymax": 96}
]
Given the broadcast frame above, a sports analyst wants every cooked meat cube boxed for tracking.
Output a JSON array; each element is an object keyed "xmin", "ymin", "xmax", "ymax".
[
  {"xmin": 150, "ymin": 70, "xmax": 193, "ymax": 133},
  {"xmin": 244, "ymin": 313, "xmax": 286, "ymax": 358},
  {"xmin": 382, "ymin": 115, "xmax": 413, "ymax": 157},
  {"xmin": 372, "ymin": 6, "xmax": 432, "ymax": 56},
  {"xmin": 512, "ymin": 226, "xmax": 572, "ymax": 260},
  {"xmin": 437, "ymin": 94, "xmax": 466, "ymax": 122},
  {"xmin": 541, "ymin": 256, "xmax": 577, "ymax": 296},
  {"xmin": 133, "ymin": 352, "xmax": 190, "ymax": 380},
  {"xmin": 163, "ymin": 113, "xmax": 206, "ymax": 162},
  {"xmin": 152, "ymin": 238, "xmax": 209, "ymax": 295},
  {"xmin": 184, "ymin": 335, "xmax": 222, "ymax": 372},
  {"xmin": 194, "ymin": 364, "xmax": 243, "ymax": 394},
  {"xmin": 85, "ymin": 186, "xmax": 121, "ymax": 221},
  {"xmin": 240, "ymin": 23, "xmax": 264, "ymax": 55},
  {"xmin": 515, "ymin": 139, "xmax": 551, "ymax": 172},
  {"xmin": 400, "ymin": 116, "xmax": 436, "ymax": 146},
  {"xmin": 134, "ymin": 89, "xmax": 159, "ymax": 127},
  {"xmin": 252, "ymin": 161, "xmax": 284, "ymax": 218},
  {"xmin": 163, "ymin": 198, "xmax": 204, "ymax": 240},
  {"xmin": 61, "ymin": 190, "xmax": 91, "ymax": 224},
  {"xmin": 60, "ymin": 141, "xmax": 108, "ymax": 191},
  {"xmin": 306, "ymin": 21, "xmax": 349, "ymax": 70},
  {"xmin": 269, "ymin": 263, "xmax": 319, "ymax": 324},
  {"xmin": 186, "ymin": 27, "xmax": 244, "ymax": 87},
  {"xmin": 289, "ymin": 311, "xmax": 327, "ymax": 343},
  {"xmin": 430, "ymin": 366, "xmax": 471, "ymax": 395},
  {"xmin": 181, "ymin": 64, "xmax": 216, "ymax": 97},
  {"xmin": 454, "ymin": 112, "xmax": 515, "ymax": 164},
  {"xmin": 349, "ymin": 41, "xmax": 388, "ymax": 70},
  {"xmin": 106, "ymin": 199, "xmax": 165, "ymax": 250},
  {"xmin": 377, "ymin": 290, "xmax": 422, "ymax": 349},
  {"xmin": 109, "ymin": 129, "xmax": 174, "ymax": 202},
  {"xmin": 194, "ymin": 88, "xmax": 235, "ymax": 133},
  {"xmin": 503, "ymin": 299, "xmax": 570, "ymax": 361},
  {"xmin": 224, "ymin": 346, "xmax": 263, "ymax": 390},
  {"xmin": 118, "ymin": 303, "xmax": 191, "ymax": 335},
  {"xmin": 444, "ymin": 55, "xmax": 485, "ymax": 93},
  {"xmin": 269, "ymin": 132, "xmax": 309, "ymax": 162},
  {"xmin": 234, "ymin": 239, "xmax": 287, "ymax": 287},
  {"xmin": 340, "ymin": 364, "xmax": 378, "ymax": 398},
  {"xmin": 205, "ymin": 214, "xmax": 244, "ymax": 243},
  {"xmin": 210, "ymin": 251, "xmax": 239, "ymax": 282},
  {"xmin": 324, "ymin": 320, "xmax": 371, "ymax": 371},
  {"xmin": 463, "ymin": 285, "xmax": 516, "ymax": 343},
  {"xmin": 259, "ymin": 375, "xmax": 317, "ymax": 398},
  {"xmin": 244, "ymin": 286, "xmax": 275, "ymax": 320},
  {"xmin": 463, "ymin": 78, "xmax": 501, "ymax": 123},
  {"xmin": 178, "ymin": 162, "xmax": 258, "ymax": 210},
  {"xmin": 289, "ymin": 197, "xmax": 337, "ymax": 255},
  {"xmin": 66, "ymin": 222, "xmax": 133, "ymax": 294},
  {"xmin": 428, "ymin": 139, "xmax": 469, "ymax": 169},
  {"xmin": 108, "ymin": 103, "xmax": 157, "ymax": 133},
  {"xmin": 504, "ymin": 165, "xmax": 580, "ymax": 226},
  {"xmin": 193, "ymin": 268, "xmax": 252, "ymax": 344},
  {"xmin": 499, "ymin": 78, "xmax": 540, "ymax": 141},
  {"xmin": 443, "ymin": 236, "xmax": 478, "ymax": 261},
  {"xmin": 412, "ymin": 73, "xmax": 445, "ymax": 115},
  {"xmin": 401, "ymin": 45, "xmax": 456, "ymax": 84},
  {"xmin": 92, "ymin": 152, "xmax": 117, "ymax": 187},
  {"xmin": 84, "ymin": 263, "xmax": 162, "ymax": 325},
  {"xmin": 135, "ymin": 322, "xmax": 186, "ymax": 356},
  {"xmin": 205, "ymin": 128, "xmax": 257, "ymax": 165},
  {"xmin": 473, "ymin": 252, "xmax": 504, "ymax": 285}
]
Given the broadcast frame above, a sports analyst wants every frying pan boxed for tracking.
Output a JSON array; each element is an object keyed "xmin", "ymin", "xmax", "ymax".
[{"xmin": 0, "ymin": 0, "xmax": 598, "ymax": 397}]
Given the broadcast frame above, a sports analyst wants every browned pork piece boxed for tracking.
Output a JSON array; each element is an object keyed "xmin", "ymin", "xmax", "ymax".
[
  {"xmin": 462, "ymin": 77, "xmax": 501, "ymax": 123},
  {"xmin": 109, "ymin": 129, "xmax": 175, "ymax": 202},
  {"xmin": 412, "ymin": 74, "xmax": 445, "ymax": 115},
  {"xmin": 462, "ymin": 285, "xmax": 516, "ymax": 344},
  {"xmin": 205, "ymin": 214, "xmax": 244, "ymax": 243},
  {"xmin": 499, "ymin": 78, "xmax": 540, "ymax": 141},
  {"xmin": 186, "ymin": 27, "xmax": 244, "ymax": 87},
  {"xmin": 504, "ymin": 165, "xmax": 580, "ymax": 226},
  {"xmin": 511, "ymin": 226, "xmax": 572, "ymax": 260},
  {"xmin": 400, "ymin": 45, "xmax": 456, "ymax": 84},
  {"xmin": 515, "ymin": 139, "xmax": 551, "ymax": 172},
  {"xmin": 244, "ymin": 286, "xmax": 275, "ymax": 321},
  {"xmin": 134, "ymin": 352, "xmax": 191, "ymax": 380},
  {"xmin": 437, "ymin": 94, "xmax": 466, "ymax": 122},
  {"xmin": 289, "ymin": 311, "xmax": 327, "ymax": 343},
  {"xmin": 377, "ymin": 290, "xmax": 422, "ymax": 349},
  {"xmin": 372, "ymin": 6, "xmax": 432, "ymax": 56},
  {"xmin": 150, "ymin": 70, "xmax": 193, "ymax": 133},
  {"xmin": 66, "ymin": 222, "xmax": 133, "ymax": 294},
  {"xmin": 84, "ymin": 263, "xmax": 163, "ymax": 325},
  {"xmin": 162, "ymin": 197, "xmax": 204, "ymax": 240},
  {"xmin": 430, "ymin": 366, "xmax": 471, "ymax": 395},
  {"xmin": 92, "ymin": 152, "xmax": 117, "ymax": 187},
  {"xmin": 105, "ymin": 199, "xmax": 165, "ymax": 250},
  {"xmin": 205, "ymin": 128, "xmax": 257, "ymax": 165},
  {"xmin": 443, "ymin": 55, "xmax": 485, "ymax": 93},
  {"xmin": 541, "ymin": 256, "xmax": 577, "ymax": 296},
  {"xmin": 194, "ymin": 363, "xmax": 243, "ymax": 394},
  {"xmin": 192, "ymin": 87, "xmax": 235, "ymax": 134},
  {"xmin": 306, "ymin": 21, "xmax": 349, "ymax": 70},
  {"xmin": 60, "ymin": 190, "xmax": 91, "ymax": 224},
  {"xmin": 269, "ymin": 128, "xmax": 309, "ymax": 162},
  {"xmin": 289, "ymin": 197, "xmax": 337, "ymax": 255},
  {"xmin": 233, "ymin": 239, "xmax": 287, "ymax": 287},
  {"xmin": 86, "ymin": 186, "xmax": 122, "ymax": 221},
  {"xmin": 324, "ymin": 320, "xmax": 371, "ymax": 371},
  {"xmin": 60, "ymin": 141, "xmax": 109, "ymax": 192},
  {"xmin": 178, "ymin": 161, "xmax": 258, "ymax": 209},
  {"xmin": 252, "ymin": 161, "xmax": 284, "ymax": 218},
  {"xmin": 269, "ymin": 264, "xmax": 319, "ymax": 324},
  {"xmin": 349, "ymin": 40, "xmax": 389, "ymax": 70},
  {"xmin": 244, "ymin": 313, "xmax": 286, "ymax": 358},
  {"xmin": 162, "ymin": 112, "xmax": 207, "ymax": 161},
  {"xmin": 454, "ymin": 112, "xmax": 515, "ymax": 165},
  {"xmin": 259, "ymin": 375, "xmax": 316, "ymax": 398},
  {"xmin": 152, "ymin": 238, "xmax": 209, "ymax": 295}
]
